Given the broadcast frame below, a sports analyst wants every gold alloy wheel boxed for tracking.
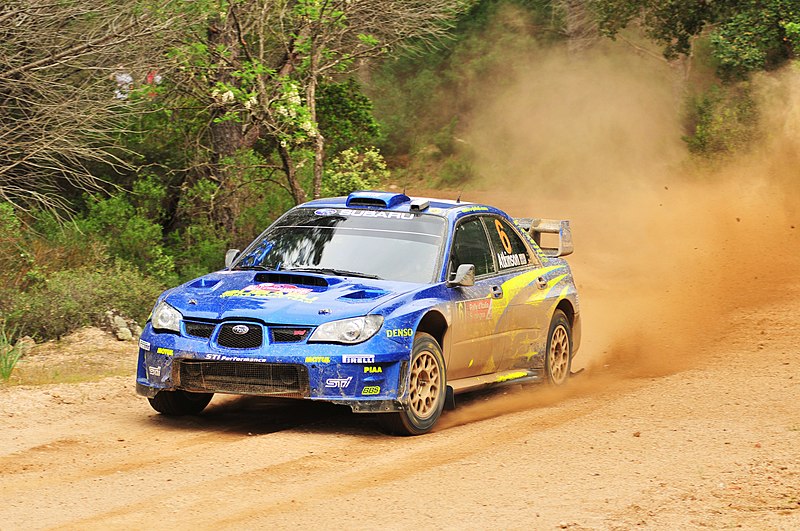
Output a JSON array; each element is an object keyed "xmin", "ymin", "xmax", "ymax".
[
  {"xmin": 549, "ymin": 324, "xmax": 570, "ymax": 384},
  {"xmin": 408, "ymin": 349, "xmax": 441, "ymax": 419}
]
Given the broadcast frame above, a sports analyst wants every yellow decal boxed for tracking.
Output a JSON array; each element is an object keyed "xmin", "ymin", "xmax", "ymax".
[
  {"xmin": 460, "ymin": 205, "xmax": 489, "ymax": 213},
  {"xmin": 386, "ymin": 328, "xmax": 413, "ymax": 338},
  {"xmin": 362, "ymin": 386, "xmax": 381, "ymax": 395},
  {"xmin": 484, "ymin": 266, "xmax": 565, "ymax": 323},
  {"xmin": 156, "ymin": 347, "xmax": 173, "ymax": 356},
  {"xmin": 305, "ymin": 356, "xmax": 330, "ymax": 363},
  {"xmin": 496, "ymin": 371, "xmax": 527, "ymax": 383},
  {"xmin": 364, "ymin": 366, "xmax": 383, "ymax": 373},
  {"xmin": 525, "ymin": 274, "xmax": 568, "ymax": 305}
]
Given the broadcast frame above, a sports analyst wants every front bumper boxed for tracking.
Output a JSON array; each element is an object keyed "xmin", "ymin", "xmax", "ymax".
[{"xmin": 136, "ymin": 323, "xmax": 411, "ymax": 413}]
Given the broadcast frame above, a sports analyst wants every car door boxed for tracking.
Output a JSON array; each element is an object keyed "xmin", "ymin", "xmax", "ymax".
[
  {"xmin": 482, "ymin": 215, "xmax": 557, "ymax": 372},
  {"xmin": 446, "ymin": 216, "xmax": 506, "ymax": 380}
]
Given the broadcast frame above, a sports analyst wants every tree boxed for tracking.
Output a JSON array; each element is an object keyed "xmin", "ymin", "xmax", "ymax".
[
  {"xmin": 0, "ymin": 0, "xmax": 186, "ymax": 212},
  {"xmin": 171, "ymin": 0, "xmax": 467, "ymax": 206},
  {"xmin": 589, "ymin": 0, "xmax": 799, "ymax": 77}
]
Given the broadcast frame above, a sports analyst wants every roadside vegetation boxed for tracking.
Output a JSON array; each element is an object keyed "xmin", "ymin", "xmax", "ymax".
[{"xmin": 1, "ymin": 0, "xmax": 798, "ymax": 366}]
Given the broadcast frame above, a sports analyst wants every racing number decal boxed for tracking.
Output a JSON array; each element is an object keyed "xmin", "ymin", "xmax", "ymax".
[{"xmin": 494, "ymin": 219, "xmax": 513, "ymax": 254}]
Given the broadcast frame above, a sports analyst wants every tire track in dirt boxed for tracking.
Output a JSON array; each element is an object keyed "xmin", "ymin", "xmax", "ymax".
[{"xmin": 50, "ymin": 382, "xmax": 617, "ymax": 529}]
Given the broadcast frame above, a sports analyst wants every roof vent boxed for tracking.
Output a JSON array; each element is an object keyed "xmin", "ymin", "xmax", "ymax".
[
  {"xmin": 346, "ymin": 191, "xmax": 410, "ymax": 209},
  {"xmin": 409, "ymin": 199, "xmax": 429, "ymax": 211}
]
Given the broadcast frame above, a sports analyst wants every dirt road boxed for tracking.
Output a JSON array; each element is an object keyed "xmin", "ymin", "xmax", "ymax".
[{"xmin": 1, "ymin": 184, "xmax": 799, "ymax": 530}]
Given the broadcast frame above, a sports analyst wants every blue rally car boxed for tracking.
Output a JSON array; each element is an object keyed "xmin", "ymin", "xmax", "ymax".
[{"xmin": 136, "ymin": 191, "xmax": 580, "ymax": 435}]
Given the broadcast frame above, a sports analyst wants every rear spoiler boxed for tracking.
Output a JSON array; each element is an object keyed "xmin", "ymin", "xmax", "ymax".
[{"xmin": 514, "ymin": 218, "xmax": 574, "ymax": 257}]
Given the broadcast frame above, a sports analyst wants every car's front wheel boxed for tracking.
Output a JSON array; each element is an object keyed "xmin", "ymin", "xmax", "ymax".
[
  {"xmin": 379, "ymin": 332, "xmax": 446, "ymax": 436},
  {"xmin": 544, "ymin": 309, "xmax": 572, "ymax": 385},
  {"xmin": 148, "ymin": 390, "xmax": 213, "ymax": 415}
]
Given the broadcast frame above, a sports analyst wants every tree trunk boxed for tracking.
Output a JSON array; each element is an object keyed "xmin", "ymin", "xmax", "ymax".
[
  {"xmin": 278, "ymin": 142, "xmax": 307, "ymax": 205},
  {"xmin": 306, "ymin": 74, "xmax": 325, "ymax": 199}
]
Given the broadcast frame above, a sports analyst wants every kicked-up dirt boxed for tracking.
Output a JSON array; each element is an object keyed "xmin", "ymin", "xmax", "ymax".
[{"xmin": 1, "ymin": 181, "xmax": 799, "ymax": 530}]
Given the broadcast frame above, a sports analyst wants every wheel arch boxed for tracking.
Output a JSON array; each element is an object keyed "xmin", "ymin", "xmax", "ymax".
[
  {"xmin": 555, "ymin": 298, "xmax": 575, "ymax": 326},
  {"xmin": 415, "ymin": 310, "xmax": 448, "ymax": 352}
]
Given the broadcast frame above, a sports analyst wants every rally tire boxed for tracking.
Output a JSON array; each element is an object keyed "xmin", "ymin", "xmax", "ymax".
[
  {"xmin": 148, "ymin": 390, "xmax": 213, "ymax": 415},
  {"xmin": 379, "ymin": 332, "xmax": 446, "ymax": 436},
  {"xmin": 545, "ymin": 309, "xmax": 572, "ymax": 385}
]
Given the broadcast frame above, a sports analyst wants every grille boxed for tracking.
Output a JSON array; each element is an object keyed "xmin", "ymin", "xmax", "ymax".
[
  {"xmin": 184, "ymin": 321, "xmax": 215, "ymax": 339},
  {"xmin": 217, "ymin": 323, "xmax": 263, "ymax": 349},
  {"xmin": 271, "ymin": 327, "xmax": 310, "ymax": 343},
  {"xmin": 176, "ymin": 360, "xmax": 309, "ymax": 396}
]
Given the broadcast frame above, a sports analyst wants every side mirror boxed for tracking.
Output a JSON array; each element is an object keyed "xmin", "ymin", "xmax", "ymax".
[
  {"xmin": 447, "ymin": 264, "xmax": 475, "ymax": 287},
  {"xmin": 225, "ymin": 249, "xmax": 240, "ymax": 268}
]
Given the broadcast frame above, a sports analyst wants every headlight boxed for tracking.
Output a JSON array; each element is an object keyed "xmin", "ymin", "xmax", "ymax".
[
  {"xmin": 308, "ymin": 315, "xmax": 383, "ymax": 344},
  {"xmin": 151, "ymin": 300, "xmax": 182, "ymax": 333}
]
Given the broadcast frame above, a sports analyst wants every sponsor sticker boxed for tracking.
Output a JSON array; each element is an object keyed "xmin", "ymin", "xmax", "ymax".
[
  {"xmin": 361, "ymin": 386, "xmax": 381, "ymax": 395},
  {"xmin": 364, "ymin": 366, "xmax": 382, "ymax": 373},
  {"xmin": 315, "ymin": 208, "xmax": 338, "ymax": 216},
  {"xmin": 339, "ymin": 209, "xmax": 414, "ymax": 220},
  {"xmin": 342, "ymin": 354, "xmax": 374, "ymax": 364},
  {"xmin": 305, "ymin": 356, "xmax": 330, "ymax": 363},
  {"xmin": 497, "ymin": 252, "xmax": 528, "ymax": 269},
  {"xmin": 147, "ymin": 365, "xmax": 161, "ymax": 377},
  {"xmin": 156, "ymin": 347, "xmax": 173, "ymax": 356},
  {"xmin": 139, "ymin": 339, "xmax": 151, "ymax": 352},
  {"xmin": 325, "ymin": 377, "xmax": 352, "ymax": 388},
  {"xmin": 457, "ymin": 299, "xmax": 492, "ymax": 322},
  {"xmin": 204, "ymin": 354, "xmax": 267, "ymax": 362},
  {"xmin": 386, "ymin": 328, "xmax": 413, "ymax": 338},
  {"xmin": 221, "ymin": 282, "xmax": 318, "ymax": 303}
]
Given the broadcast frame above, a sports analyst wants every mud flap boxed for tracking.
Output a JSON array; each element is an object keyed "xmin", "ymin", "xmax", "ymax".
[
  {"xmin": 570, "ymin": 368, "xmax": 585, "ymax": 377},
  {"xmin": 444, "ymin": 385, "xmax": 456, "ymax": 410}
]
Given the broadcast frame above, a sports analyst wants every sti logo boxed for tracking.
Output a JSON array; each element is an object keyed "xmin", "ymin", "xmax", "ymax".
[{"xmin": 325, "ymin": 377, "xmax": 353, "ymax": 389}]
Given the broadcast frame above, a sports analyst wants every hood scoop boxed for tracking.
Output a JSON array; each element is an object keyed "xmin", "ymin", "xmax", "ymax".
[{"xmin": 254, "ymin": 272, "xmax": 330, "ymax": 287}]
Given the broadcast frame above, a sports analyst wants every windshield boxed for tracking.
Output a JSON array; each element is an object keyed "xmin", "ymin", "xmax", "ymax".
[{"xmin": 233, "ymin": 208, "xmax": 446, "ymax": 283}]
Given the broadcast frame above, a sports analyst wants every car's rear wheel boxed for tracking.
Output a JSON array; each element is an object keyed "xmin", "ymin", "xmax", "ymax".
[
  {"xmin": 379, "ymin": 332, "xmax": 446, "ymax": 436},
  {"xmin": 148, "ymin": 390, "xmax": 213, "ymax": 415},
  {"xmin": 545, "ymin": 309, "xmax": 572, "ymax": 385}
]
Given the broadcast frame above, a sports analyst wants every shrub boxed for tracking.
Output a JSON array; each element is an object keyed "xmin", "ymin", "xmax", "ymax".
[
  {"xmin": 0, "ymin": 324, "xmax": 23, "ymax": 382},
  {"xmin": 6, "ymin": 262, "xmax": 165, "ymax": 341},
  {"xmin": 322, "ymin": 147, "xmax": 389, "ymax": 196},
  {"xmin": 683, "ymin": 84, "xmax": 758, "ymax": 157}
]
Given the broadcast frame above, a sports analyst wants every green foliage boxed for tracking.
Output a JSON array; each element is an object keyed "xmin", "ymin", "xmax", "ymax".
[
  {"xmin": 0, "ymin": 323, "xmax": 23, "ymax": 382},
  {"xmin": 322, "ymin": 148, "xmax": 389, "ymax": 196},
  {"xmin": 5, "ymin": 262, "xmax": 165, "ymax": 341},
  {"xmin": 78, "ymin": 194, "xmax": 178, "ymax": 285},
  {"xmin": 438, "ymin": 157, "xmax": 475, "ymax": 186},
  {"xmin": 785, "ymin": 21, "xmax": 800, "ymax": 48},
  {"xmin": 590, "ymin": 0, "xmax": 800, "ymax": 77},
  {"xmin": 683, "ymin": 85, "xmax": 758, "ymax": 157},
  {"xmin": 710, "ymin": 1, "xmax": 800, "ymax": 79},
  {"xmin": 318, "ymin": 80, "xmax": 382, "ymax": 154}
]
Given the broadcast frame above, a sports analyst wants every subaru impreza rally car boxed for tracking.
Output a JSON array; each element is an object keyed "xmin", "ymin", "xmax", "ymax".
[{"xmin": 137, "ymin": 191, "xmax": 580, "ymax": 435}]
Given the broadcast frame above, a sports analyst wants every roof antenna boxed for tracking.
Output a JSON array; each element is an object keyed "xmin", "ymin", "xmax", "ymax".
[
  {"xmin": 456, "ymin": 190, "xmax": 462, "ymax": 203},
  {"xmin": 402, "ymin": 185, "xmax": 406, "ymax": 196}
]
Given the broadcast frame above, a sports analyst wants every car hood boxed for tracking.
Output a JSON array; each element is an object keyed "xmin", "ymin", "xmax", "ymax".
[{"xmin": 163, "ymin": 270, "xmax": 421, "ymax": 325}]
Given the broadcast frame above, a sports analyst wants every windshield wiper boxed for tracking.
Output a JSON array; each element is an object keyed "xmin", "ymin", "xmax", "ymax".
[
  {"xmin": 232, "ymin": 265, "xmax": 271, "ymax": 271},
  {"xmin": 287, "ymin": 267, "xmax": 382, "ymax": 280}
]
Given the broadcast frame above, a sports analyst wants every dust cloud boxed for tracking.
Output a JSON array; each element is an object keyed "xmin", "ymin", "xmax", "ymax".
[{"xmin": 436, "ymin": 36, "xmax": 800, "ymax": 429}]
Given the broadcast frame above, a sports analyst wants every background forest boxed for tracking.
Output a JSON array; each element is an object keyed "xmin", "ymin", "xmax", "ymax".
[{"xmin": 1, "ymin": 0, "xmax": 798, "ymax": 341}]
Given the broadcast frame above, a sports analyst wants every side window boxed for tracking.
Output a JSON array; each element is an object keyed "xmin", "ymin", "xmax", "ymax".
[
  {"xmin": 450, "ymin": 218, "xmax": 496, "ymax": 277},
  {"xmin": 485, "ymin": 216, "xmax": 532, "ymax": 270}
]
